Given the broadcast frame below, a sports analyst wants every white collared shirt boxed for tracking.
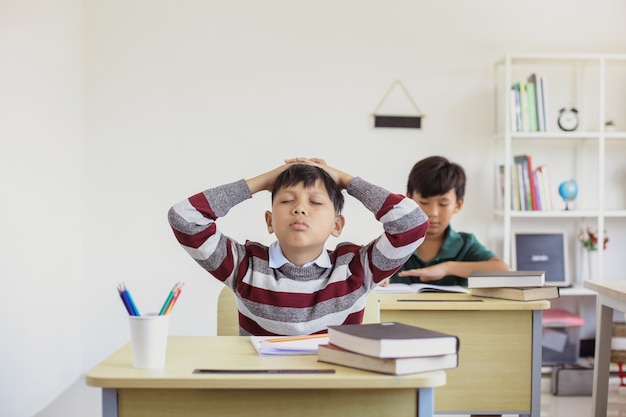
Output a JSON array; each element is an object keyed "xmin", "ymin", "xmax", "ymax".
[{"xmin": 268, "ymin": 241, "xmax": 331, "ymax": 268}]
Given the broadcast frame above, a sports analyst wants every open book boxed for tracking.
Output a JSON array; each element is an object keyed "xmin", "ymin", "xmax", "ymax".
[
  {"xmin": 250, "ymin": 334, "xmax": 329, "ymax": 356},
  {"xmin": 374, "ymin": 283, "xmax": 469, "ymax": 294}
]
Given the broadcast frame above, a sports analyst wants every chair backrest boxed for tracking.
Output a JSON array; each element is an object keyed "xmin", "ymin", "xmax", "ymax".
[
  {"xmin": 217, "ymin": 286, "xmax": 239, "ymax": 336},
  {"xmin": 362, "ymin": 290, "xmax": 380, "ymax": 324},
  {"xmin": 216, "ymin": 287, "xmax": 380, "ymax": 336}
]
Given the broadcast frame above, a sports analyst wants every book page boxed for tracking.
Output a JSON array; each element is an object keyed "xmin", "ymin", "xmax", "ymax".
[
  {"xmin": 250, "ymin": 334, "xmax": 329, "ymax": 356},
  {"xmin": 410, "ymin": 283, "xmax": 469, "ymax": 294},
  {"xmin": 374, "ymin": 283, "xmax": 417, "ymax": 293},
  {"xmin": 374, "ymin": 283, "xmax": 469, "ymax": 294}
]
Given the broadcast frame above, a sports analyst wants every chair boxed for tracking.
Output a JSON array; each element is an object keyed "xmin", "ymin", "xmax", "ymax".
[
  {"xmin": 217, "ymin": 286, "xmax": 239, "ymax": 336},
  {"xmin": 216, "ymin": 287, "xmax": 380, "ymax": 336}
]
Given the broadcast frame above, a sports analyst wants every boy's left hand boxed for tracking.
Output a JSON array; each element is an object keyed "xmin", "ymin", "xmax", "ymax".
[{"xmin": 397, "ymin": 264, "xmax": 448, "ymax": 282}]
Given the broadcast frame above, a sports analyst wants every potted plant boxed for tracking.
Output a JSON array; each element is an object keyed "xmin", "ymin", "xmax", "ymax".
[{"xmin": 605, "ymin": 120, "xmax": 616, "ymax": 132}]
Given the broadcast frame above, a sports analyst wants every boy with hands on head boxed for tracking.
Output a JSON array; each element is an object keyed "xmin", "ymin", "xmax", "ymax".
[{"xmin": 168, "ymin": 157, "xmax": 428, "ymax": 336}]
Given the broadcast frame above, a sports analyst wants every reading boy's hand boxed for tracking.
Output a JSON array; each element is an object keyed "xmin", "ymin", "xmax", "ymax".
[{"xmin": 397, "ymin": 264, "xmax": 448, "ymax": 282}]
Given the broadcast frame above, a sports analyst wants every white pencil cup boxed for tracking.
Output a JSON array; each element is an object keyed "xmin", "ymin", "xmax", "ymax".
[{"xmin": 128, "ymin": 313, "xmax": 170, "ymax": 369}]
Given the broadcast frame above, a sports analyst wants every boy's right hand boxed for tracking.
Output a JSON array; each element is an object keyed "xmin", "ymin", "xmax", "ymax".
[
  {"xmin": 246, "ymin": 162, "xmax": 292, "ymax": 193},
  {"xmin": 247, "ymin": 158, "xmax": 354, "ymax": 194},
  {"xmin": 286, "ymin": 157, "xmax": 354, "ymax": 189}
]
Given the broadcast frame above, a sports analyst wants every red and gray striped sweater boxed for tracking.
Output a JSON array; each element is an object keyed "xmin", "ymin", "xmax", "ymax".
[{"xmin": 168, "ymin": 176, "xmax": 428, "ymax": 336}]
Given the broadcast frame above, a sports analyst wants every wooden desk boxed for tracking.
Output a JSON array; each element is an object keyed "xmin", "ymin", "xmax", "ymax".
[
  {"xmin": 86, "ymin": 336, "xmax": 446, "ymax": 417},
  {"xmin": 584, "ymin": 280, "xmax": 626, "ymax": 417},
  {"xmin": 378, "ymin": 293, "xmax": 550, "ymax": 417}
]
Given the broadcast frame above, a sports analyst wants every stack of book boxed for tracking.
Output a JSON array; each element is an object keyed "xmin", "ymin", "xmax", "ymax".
[
  {"xmin": 510, "ymin": 73, "xmax": 547, "ymax": 132},
  {"xmin": 468, "ymin": 270, "xmax": 559, "ymax": 301},
  {"xmin": 512, "ymin": 154, "xmax": 553, "ymax": 211},
  {"xmin": 497, "ymin": 155, "xmax": 553, "ymax": 212},
  {"xmin": 317, "ymin": 322, "xmax": 459, "ymax": 375}
]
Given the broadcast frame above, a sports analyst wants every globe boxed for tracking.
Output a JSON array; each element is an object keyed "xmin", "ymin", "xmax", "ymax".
[{"xmin": 558, "ymin": 180, "xmax": 578, "ymax": 210}]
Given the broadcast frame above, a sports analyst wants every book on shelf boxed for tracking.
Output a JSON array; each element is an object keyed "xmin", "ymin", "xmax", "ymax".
[
  {"xmin": 374, "ymin": 282, "xmax": 469, "ymax": 294},
  {"xmin": 535, "ymin": 165, "xmax": 553, "ymax": 211},
  {"xmin": 513, "ymin": 155, "xmax": 533, "ymax": 210},
  {"xmin": 467, "ymin": 270, "xmax": 546, "ymax": 288},
  {"xmin": 470, "ymin": 286, "xmax": 559, "ymax": 301},
  {"xmin": 526, "ymin": 155, "xmax": 540, "ymax": 210},
  {"xmin": 533, "ymin": 73, "xmax": 547, "ymax": 131},
  {"xmin": 525, "ymin": 77, "xmax": 539, "ymax": 132},
  {"xmin": 511, "ymin": 164, "xmax": 526, "ymax": 210},
  {"xmin": 496, "ymin": 164, "xmax": 505, "ymax": 210},
  {"xmin": 510, "ymin": 73, "xmax": 547, "ymax": 132},
  {"xmin": 317, "ymin": 343, "xmax": 458, "ymax": 375},
  {"xmin": 514, "ymin": 154, "xmax": 543, "ymax": 211},
  {"xmin": 510, "ymin": 84, "xmax": 522, "ymax": 132},
  {"xmin": 327, "ymin": 322, "xmax": 459, "ymax": 359},
  {"xmin": 518, "ymin": 82, "xmax": 530, "ymax": 132}
]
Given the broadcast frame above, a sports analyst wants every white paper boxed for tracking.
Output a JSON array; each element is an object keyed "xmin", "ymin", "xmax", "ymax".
[{"xmin": 250, "ymin": 335, "xmax": 329, "ymax": 356}]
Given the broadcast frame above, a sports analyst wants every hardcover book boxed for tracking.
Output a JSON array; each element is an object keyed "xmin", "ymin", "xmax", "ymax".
[
  {"xmin": 467, "ymin": 270, "xmax": 546, "ymax": 288},
  {"xmin": 470, "ymin": 286, "xmax": 559, "ymax": 301},
  {"xmin": 317, "ymin": 343, "xmax": 458, "ymax": 375},
  {"xmin": 327, "ymin": 322, "xmax": 459, "ymax": 359}
]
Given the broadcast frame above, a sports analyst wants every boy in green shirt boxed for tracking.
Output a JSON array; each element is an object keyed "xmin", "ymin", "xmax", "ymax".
[{"xmin": 387, "ymin": 156, "xmax": 509, "ymax": 286}]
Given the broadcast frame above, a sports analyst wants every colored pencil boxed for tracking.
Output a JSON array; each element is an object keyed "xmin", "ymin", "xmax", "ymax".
[
  {"xmin": 117, "ymin": 284, "xmax": 134, "ymax": 315},
  {"xmin": 117, "ymin": 283, "xmax": 140, "ymax": 316},
  {"xmin": 164, "ymin": 283, "xmax": 184, "ymax": 315},
  {"xmin": 159, "ymin": 281, "xmax": 184, "ymax": 315},
  {"xmin": 264, "ymin": 333, "xmax": 329, "ymax": 343}
]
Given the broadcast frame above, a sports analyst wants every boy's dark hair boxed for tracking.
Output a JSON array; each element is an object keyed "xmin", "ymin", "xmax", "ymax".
[
  {"xmin": 272, "ymin": 164, "xmax": 344, "ymax": 214},
  {"xmin": 407, "ymin": 156, "xmax": 466, "ymax": 200}
]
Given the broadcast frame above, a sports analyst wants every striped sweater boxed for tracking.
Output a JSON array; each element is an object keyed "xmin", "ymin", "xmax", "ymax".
[{"xmin": 168, "ymin": 176, "xmax": 428, "ymax": 336}]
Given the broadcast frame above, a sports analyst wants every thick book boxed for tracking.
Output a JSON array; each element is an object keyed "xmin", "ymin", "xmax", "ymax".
[
  {"xmin": 467, "ymin": 270, "xmax": 546, "ymax": 288},
  {"xmin": 327, "ymin": 322, "xmax": 459, "ymax": 359},
  {"xmin": 470, "ymin": 286, "xmax": 559, "ymax": 301},
  {"xmin": 374, "ymin": 283, "xmax": 469, "ymax": 294},
  {"xmin": 317, "ymin": 343, "xmax": 458, "ymax": 375}
]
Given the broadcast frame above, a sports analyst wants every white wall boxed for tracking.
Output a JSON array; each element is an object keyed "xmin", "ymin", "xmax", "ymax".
[
  {"xmin": 1, "ymin": 1, "xmax": 626, "ymax": 416},
  {"xmin": 0, "ymin": 1, "xmax": 84, "ymax": 417}
]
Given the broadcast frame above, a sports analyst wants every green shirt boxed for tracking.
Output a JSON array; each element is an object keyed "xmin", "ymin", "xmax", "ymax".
[{"xmin": 389, "ymin": 226, "xmax": 496, "ymax": 286}]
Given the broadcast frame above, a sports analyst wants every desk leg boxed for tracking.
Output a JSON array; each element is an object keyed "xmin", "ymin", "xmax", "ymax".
[
  {"xmin": 417, "ymin": 387, "xmax": 434, "ymax": 417},
  {"xmin": 592, "ymin": 302, "xmax": 613, "ymax": 417},
  {"xmin": 526, "ymin": 310, "xmax": 543, "ymax": 417},
  {"xmin": 102, "ymin": 388, "xmax": 118, "ymax": 417}
]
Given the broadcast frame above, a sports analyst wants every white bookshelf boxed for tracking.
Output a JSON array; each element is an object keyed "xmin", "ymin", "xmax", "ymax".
[{"xmin": 494, "ymin": 53, "xmax": 626, "ymax": 288}]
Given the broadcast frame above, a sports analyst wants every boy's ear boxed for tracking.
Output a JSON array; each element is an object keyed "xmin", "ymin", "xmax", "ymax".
[
  {"xmin": 265, "ymin": 210, "xmax": 274, "ymax": 234},
  {"xmin": 454, "ymin": 197, "xmax": 465, "ymax": 213},
  {"xmin": 331, "ymin": 214, "xmax": 345, "ymax": 237}
]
